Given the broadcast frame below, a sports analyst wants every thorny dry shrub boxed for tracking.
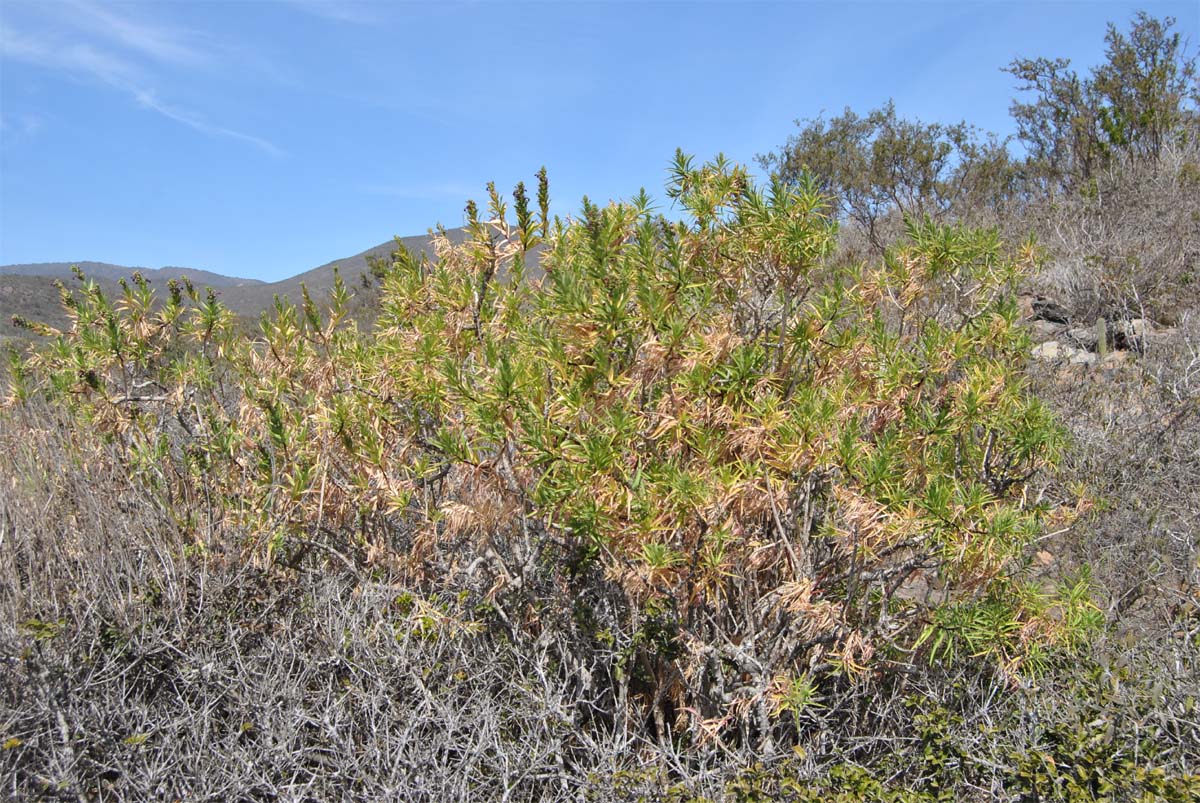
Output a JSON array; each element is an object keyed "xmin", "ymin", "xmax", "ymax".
[
  {"xmin": 1028, "ymin": 315, "xmax": 1200, "ymax": 635},
  {"xmin": 0, "ymin": 408, "xmax": 644, "ymax": 801},
  {"xmin": 1021, "ymin": 133, "xmax": 1200, "ymax": 326},
  {"xmin": 5, "ymin": 155, "xmax": 1101, "ymax": 754},
  {"xmin": 2, "ymin": 406, "xmax": 1196, "ymax": 802}
]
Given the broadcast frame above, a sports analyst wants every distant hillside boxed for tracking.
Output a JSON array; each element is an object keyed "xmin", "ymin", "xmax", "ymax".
[
  {"xmin": 211, "ymin": 228, "xmax": 470, "ymax": 318},
  {"xmin": 0, "ymin": 275, "xmax": 126, "ymax": 340},
  {"xmin": 0, "ymin": 262, "xmax": 262, "ymax": 288},
  {"xmin": 0, "ymin": 228, "xmax": 470, "ymax": 337}
]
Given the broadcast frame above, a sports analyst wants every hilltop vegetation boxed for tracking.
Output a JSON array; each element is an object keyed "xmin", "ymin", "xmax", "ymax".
[
  {"xmin": 1, "ymin": 11, "xmax": 1198, "ymax": 802},
  {"xmin": 0, "ymin": 231, "xmax": 468, "ymax": 340}
]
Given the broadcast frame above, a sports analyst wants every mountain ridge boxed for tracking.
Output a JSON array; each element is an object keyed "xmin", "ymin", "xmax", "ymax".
[
  {"xmin": 0, "ymin": 262, "xmax": 264, "ymax": 288},
  {"xmin": 1, "ymin": 228, "xmax": 468, "ymax": 334}
]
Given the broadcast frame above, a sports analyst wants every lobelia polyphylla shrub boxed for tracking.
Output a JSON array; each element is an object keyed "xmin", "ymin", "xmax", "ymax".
[{"xmin": 9, "ymin": 153, "xmax": 1099, "ymax": 748}]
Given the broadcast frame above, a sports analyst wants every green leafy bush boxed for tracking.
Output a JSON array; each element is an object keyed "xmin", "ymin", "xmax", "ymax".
[{"xmin": 8, "ymin": 154, "xmax": 1090, "ymax": 746}]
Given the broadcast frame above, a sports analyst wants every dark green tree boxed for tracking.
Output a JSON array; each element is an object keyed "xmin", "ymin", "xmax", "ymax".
[
  {"xmin": 1006, "ymin": 11, "xmax": 1198, "ymax": 191},
  {"xmin": 758, "ymin": 101, "xmax": 1013, "ymax": 251}
]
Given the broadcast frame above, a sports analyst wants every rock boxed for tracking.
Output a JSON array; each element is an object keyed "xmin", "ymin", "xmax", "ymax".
[
  {"xmin": 1032, "ymin": 341, "xmax": 1064, "ymax": 361},
  {"xmin": 1126, "ymin": 318, "xmax": 1153, "ymax": 338},
  {"xmin": 1030, "ymin": 320, "xmax": 1065, "ymax": 339},
  {"xmin": 1068, "ymin": 326, "xmax": 1099, "ymax": 351},
  {"xmin": 1032, "ymin": 339, "xmax": 1107, "ymax": 365},
  {"xmin": 1069, "ymin": 349, "xmax": 1097, "ymax": 366},
  {"xmin": 1032, "ymin": 297, "xmax": 1070, "ymax": 324},
  {"xmin": 1101, "ymin": 350, "xmax": 1131, "ymax": 367},
  {"xmin": 1111, "ymin": 317, "xmax": 1171, "ymax": 352}
]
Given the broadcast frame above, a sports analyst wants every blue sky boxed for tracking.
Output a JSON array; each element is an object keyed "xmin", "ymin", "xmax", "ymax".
[{"xmin": 1, "ymin": 1, "xmax": 1196, "ymax": 281}]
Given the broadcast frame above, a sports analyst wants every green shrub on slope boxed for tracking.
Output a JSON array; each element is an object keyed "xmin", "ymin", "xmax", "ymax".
[{"xmin": 9, "ymin": 155, "xmax": 1092, "ymax": 748}]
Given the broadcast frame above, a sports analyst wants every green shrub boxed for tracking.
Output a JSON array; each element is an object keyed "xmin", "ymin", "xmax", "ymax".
[{"xmin": 8, "ymin": 154, "xmax": 1091, "ymax": 747}]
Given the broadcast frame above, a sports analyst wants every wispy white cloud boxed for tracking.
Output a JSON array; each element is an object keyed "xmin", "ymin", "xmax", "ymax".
[
  {"xmin": 0, "ymin": 3, "xmax": 283, "ymax": 156},
  {"xmin": 132, "ymin": 88, "xmax": 284, "ymax": 157},
  {"xmin": 58, "ymin": 0, "xmax": 210, "ymax": 66},
  {"xmin": 0, "ymin": 30, "xmax": 141, "ymax": 86}
]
